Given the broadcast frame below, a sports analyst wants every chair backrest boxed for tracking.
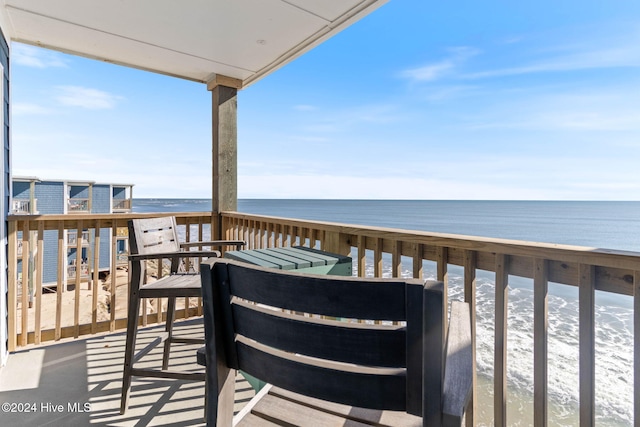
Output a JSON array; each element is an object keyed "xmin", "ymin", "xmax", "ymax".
[
  {"xmin": 201, "ymin": 258, "xmax": 446, "ymax": 425},
  {"xmin": 128, "ymin": 216, "xmax": 181, "ymax": 255}
]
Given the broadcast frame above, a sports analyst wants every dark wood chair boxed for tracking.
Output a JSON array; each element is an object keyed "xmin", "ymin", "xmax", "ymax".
[
  {"xmin": 198, "ymin": 258, "xmax": 473, "ymax": 426},
  {"xmin": 119, "ymin": 216, "xmax": 244, "ymax": 414}
]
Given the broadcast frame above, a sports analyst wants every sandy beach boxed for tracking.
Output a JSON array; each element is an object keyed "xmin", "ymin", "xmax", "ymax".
[{"xmin": 15, "ymin": 262, "xmax": 200, "ymax": 335}]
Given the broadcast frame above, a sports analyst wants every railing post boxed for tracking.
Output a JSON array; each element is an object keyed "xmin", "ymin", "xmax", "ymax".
[
  {"xmin": 357, "ymin": 235, "xmax": 366, "ymax": 278},
  {"xmin": 74, "ymin": 220, "xmax": 83, "ymax": 338},
  {"xmin": 34, "ymin": 222, "xmax": 44, "ymax": 345},
  {"xmin": 463, "ymin": 250, "xmax": 477, "ymax": 427},
  {"xmin": 323, "ymin": 230, "xmax": 351, "ymax": 257},
  {"xmin": 56, "ymin": 221, "xmax": 63, "ymax": 340},
  {"xmin": 494, "ymin": 253, "xmax": 509, "ymax": 427},
  {"xmin": 110, "ymin": 219, "xmax": 118, "ymax": 332},
  {"xmin": 92, "ymin": 220, "xmax": 101, "ymax": 334},
  {"xmin": 412, "ymin": 243, "xmax": 423, "ymax": 279},
  {"xmin": 21, "ymin": 220, "xmax": 29, "ymax": 346},
  {"xmin": 7, "ymin": 220, "xmax": 17, "ymax": 351},
  {"xmin": 634, "ymin": 270, "xmax": 640, "ymax": 426},
  {"xmin": 533, "ymin": 258, "xmax": 548, "ymax": 427},
  {"xmin": 579, "ymin": 264, "xmax": 596, "ymax": 427},
  {"xmin": 374, "ymin": 238, "xmax": 383, "ymax": 278},
  {"xmin": 392, "ymin": 240, "xmax": 401, "ymax": 278},
  {"xmin": 437, "ymin": 246, "xmax": 449, "ymax": 334}
]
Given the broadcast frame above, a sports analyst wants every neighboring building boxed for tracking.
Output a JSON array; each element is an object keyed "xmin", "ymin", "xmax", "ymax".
[{"xmin": 11, "ymin": 177, "xmax": 133, "ymax": 288}]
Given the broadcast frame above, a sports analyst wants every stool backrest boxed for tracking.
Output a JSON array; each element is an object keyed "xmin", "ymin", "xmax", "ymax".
[
  {"xmin": 201, "ymin": 258, "xmax": 447, "ymax": 425},
  {"xmin": 128, "ymin": 216, "xmax": 180, "ymax": 255}
]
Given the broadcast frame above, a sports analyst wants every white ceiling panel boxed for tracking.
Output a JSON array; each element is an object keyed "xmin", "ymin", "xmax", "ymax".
[
  {"xmin": 284, "ymin": 0, "xmax": 363, "ymax": 22},
  {"xmin": 2, "ymin": 0, "xmax": 388, "ymax": 87}
]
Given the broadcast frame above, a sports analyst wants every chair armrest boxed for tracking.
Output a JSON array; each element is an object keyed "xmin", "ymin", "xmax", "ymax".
[
  {"xmin": 180, "ymin": 240, "xmax": 245, "ymax": 250},
  {"xmin": 442, "ymin": 301, "xmax": 473, "ymax": 427},
  {"xmin": 129, "ymin": 250, "xmax": 221, "ymax": 262}
]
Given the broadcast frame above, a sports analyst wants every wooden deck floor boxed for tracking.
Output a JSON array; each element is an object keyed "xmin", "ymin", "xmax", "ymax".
[{"xmin": 0, "ymin": 318, "xmax": 255, "ymax": 426}]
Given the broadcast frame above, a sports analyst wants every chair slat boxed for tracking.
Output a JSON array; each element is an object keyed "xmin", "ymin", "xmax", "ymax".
[
  {"xmin": 227, "ymin": 263, "xmax": 411, "ymax": 320},
  {"xmin": 130, "ymin": 217, "xmax": 180, "ymax": 255},
  {"xmin": 232, "ymin": 299, "xmax": 406, "ymax": 367},
  {"xmin": 250, "ymin": 393, "xmax": 374, "ymax": 427},
  {"xmin": 236, "ymin": 338, "xmax": 407, "ymax": 411}
]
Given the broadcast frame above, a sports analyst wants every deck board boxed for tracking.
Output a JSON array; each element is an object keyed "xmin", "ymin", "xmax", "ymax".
[
  {"xmin": 235, "ymin": 385, "xmax": 422, "ymax": 427},
  {"xmin": 0, "ymin": 319, "xmax": 254, "ymax": 427}
]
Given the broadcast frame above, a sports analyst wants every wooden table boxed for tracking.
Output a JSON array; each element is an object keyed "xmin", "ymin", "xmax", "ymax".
[
  {"xmin": 234, "ymin": 385, "xmax": 422, "ymax": 427},
  {"xmin": 224, "ymin": 246, "xmax": 352, "ymax": 276}
]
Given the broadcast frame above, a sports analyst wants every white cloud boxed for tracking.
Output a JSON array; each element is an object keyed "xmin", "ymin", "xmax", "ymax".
[
  {"xmin": 12, "ymin": 43, "xmax": 67, "ymax": 68},
  {"xmin": 55, "ymin": 86, "xmax": 123, "ymax": 109},
  {"xmin": 399, "ymin": 47, "xmax": 481, "ymax": 82},
  {"xmin": 465, "ymin": 29, "xmax": 640, "ymax": 79}
]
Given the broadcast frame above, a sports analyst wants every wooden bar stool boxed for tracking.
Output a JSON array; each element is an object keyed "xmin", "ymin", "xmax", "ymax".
[{"xmin": 120, "ymin": 216, "xmax": 244, "ymax": 414}]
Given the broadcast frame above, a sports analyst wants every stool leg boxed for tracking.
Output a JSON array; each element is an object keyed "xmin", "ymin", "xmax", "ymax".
[
  {"xmin": 120, "ymin": 292, "xmax": 141, "ymax": 414},
  {"xmin": 162, "ymin": 297, "xmax": 176, "ymax": 370}
]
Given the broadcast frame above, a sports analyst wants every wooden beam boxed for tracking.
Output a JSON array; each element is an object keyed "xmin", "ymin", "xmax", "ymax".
[
  {"xmin": 210, "ymin": 83, "xmax": 238, "ymax": 239},
  {"xmin": 207, "ymin": 74, "xmax": 243, "ymax": 90}
]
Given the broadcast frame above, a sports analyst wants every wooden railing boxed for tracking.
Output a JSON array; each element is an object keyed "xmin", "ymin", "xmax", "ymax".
[
  {"xmin": 112, "ymin": 199, "xmax": 132, "ymax": 211},
  {"xmin": 67, "ymin": 198, "xmax": 90, "ymax": 213},
  {"xmin": 220, "ymin": 211, "xmax": 639, "ymax": 427},
  {"xmin": 7, "ymin": 212, "xmax": 215, "ymax": 350},
  {"xmin": 11, "ymin": 198, "xmax": 36, "ymax": 214},
  {"xmin": 7, "ymin": 210, "xmax": 639, "ymax": 425}
]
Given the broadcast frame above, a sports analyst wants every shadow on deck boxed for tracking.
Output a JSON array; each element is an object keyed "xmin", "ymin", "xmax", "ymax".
[{"xmin": 0, "ymin": 319, "xmax": 255, "ymax": 426}]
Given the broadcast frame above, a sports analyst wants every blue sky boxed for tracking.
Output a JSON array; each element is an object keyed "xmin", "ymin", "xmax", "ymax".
[{"xmin": 10, "ymin": 1, "xmax": 640, "ymax": 199}]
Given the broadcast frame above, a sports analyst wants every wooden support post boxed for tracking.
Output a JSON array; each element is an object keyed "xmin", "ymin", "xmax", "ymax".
[
  {"xmin": 437, "ymin": 246, "xmax": 449, "ymax": 333},
  {"xmin": 494, "ymin": 253, "xmax": 509, "ymax": 427},
  {"xmin": 7, "ymin": 220, "xmax": 17, "ymax": 352},
  {"xmin": 412, "ymin": 243, "xmax": 423, "ymax": 279},
  {"xmin": 323, "ymin": 230, "xmax": 351, "ymax": 257},
  {"xmin": 579, "ymin": 264, "xmax": 595, "ymax": 427},
  {"xmin": 463, "ymin": 250, "xmax": 477, "ymax": 427},
  {"xmin": 35, "ymin": 222, "xmax": 44, "ymax": 345},
  {"xmin": 357, "ymin": 235, "xmax": 366, "ymax": 278},
  {"xmin": 209, "ymin": 77, "xmax": 238, "ymax": 240},
  {"xmin": 634, "ymin": 270, "xmax": 640, "ymax": 426},
  {"xmin": 533, "ymin": 258, "xmax": 548, "ymax": 427}
]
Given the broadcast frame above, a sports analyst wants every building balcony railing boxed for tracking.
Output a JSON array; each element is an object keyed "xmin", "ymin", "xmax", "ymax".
[
  {"xmin": 67, "ymin": 230, "xmax": 90, "ymax": 246},
  {"xmin": 67, "ymin": 262, "xmax": 89, "ymax": 279},
  {"xmin": 11, "ymin": 198, "xmax": 36, "ymax": 214},
  {"xmin": 112, "ymin": 199, "xmax": 132, "ymax": 211},
  {"xmin": 6, "ymin": 210, "xmax": 640, "ymax": 425},
  {"xmin": 67, "ymin": 198, "xmax": 89, "ymax": 213},
  {"xmin": 116, "ymin": 251, "xmax": 128, "ymax": 265}
]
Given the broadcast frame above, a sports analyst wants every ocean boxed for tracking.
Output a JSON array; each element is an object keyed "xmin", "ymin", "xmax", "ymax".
[{"xmin": 134, "ymin": 199, "xmax": 639, "ymax": 426}]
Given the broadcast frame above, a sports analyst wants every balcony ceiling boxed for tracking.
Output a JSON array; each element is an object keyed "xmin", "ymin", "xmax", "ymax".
[{"xmin": 1, "ymin": 0, "xmax": 387, "ymax": 88}]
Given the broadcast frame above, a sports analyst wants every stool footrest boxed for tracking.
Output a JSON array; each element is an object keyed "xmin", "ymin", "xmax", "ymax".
[{"xmin": 130, "ymin": 368, "xmax": 205, "ymax": 381}]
